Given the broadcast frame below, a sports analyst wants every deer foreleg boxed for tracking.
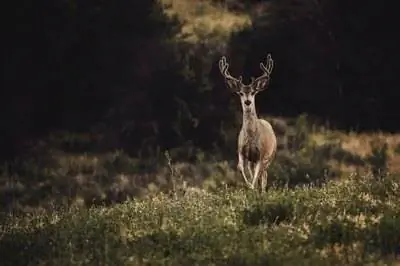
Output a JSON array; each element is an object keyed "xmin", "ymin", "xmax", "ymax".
[
  {"xmin": 238, "ymin": 154, "xmax": 251, "ymax": 187},
  {"xmin": 250, "ymin": 162, "xmax": 262, "ymax": 190},
  {"xmin": 247, "ymin": 162, "xmax": 254, "ymax": 183}
]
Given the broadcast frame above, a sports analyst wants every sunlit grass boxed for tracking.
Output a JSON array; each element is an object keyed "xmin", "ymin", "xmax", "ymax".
[
  {"xmin": 1, "ymin": 174, "xmax": 400, "ymax": 265},
  {"xmin": 312, "ymin": 131, "xmax": 400, "ymax": 173}
]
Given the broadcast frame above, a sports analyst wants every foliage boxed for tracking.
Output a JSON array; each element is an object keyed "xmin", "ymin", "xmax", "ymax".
[
  {"xmin": 1, "ymin": 174, "xmax": 400, "ymax": 265},
  {"xmin": 3, "ymin": 0, "xmax": 184, "ymax": 159},
  {"xmin": 366, "ymin": 140, "xmax": 389, "ymax": 178}
]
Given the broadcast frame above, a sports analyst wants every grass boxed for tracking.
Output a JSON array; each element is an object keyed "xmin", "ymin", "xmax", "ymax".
[
  {"xmin": 311, "ymin": 130, "xmax": 400, "ymax": 174},
  {"xmin": 1, "ymin": 174, "xmax": 400, "ymax": 265}
]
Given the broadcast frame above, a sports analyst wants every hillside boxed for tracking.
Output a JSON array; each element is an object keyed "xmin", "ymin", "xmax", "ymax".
[{"xmin": 1, "ymin": 175, "xmax": 400, "ymax": 265}]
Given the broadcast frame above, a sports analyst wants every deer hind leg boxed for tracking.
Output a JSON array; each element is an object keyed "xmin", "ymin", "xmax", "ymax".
[
  {"xmin": 261, "ymin": 170, "xmax": 268, "ymax": 193},
  {"xmin": 238, "ymin": 154, "xmax": 251, "ymax": 187},
  {"xmin": 261, "ymin": 160, "xmax": 273, "ymax": 193},
  {"xmin": 247, "ymin": 162, "xmax": 255, "ymax": 184}
]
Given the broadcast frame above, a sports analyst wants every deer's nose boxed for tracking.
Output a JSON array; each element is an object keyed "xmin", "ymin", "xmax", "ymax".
[{"xmin": 244, "ymin": 100, "xmax": 251, "ymax": 106}]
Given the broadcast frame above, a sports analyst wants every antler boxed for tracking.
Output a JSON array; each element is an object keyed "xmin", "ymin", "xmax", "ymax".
[
  {"xmin": 252, "ymin": 54, "xmax": 274, "ymax": 90},
  {"xmin": 219, "ymin": 56, "xmax": 243, "ymax": 89}
]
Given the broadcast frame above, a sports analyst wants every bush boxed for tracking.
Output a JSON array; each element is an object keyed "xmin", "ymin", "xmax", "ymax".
[{"xmin": 366, "ymin": 140, "xmax": 389, "ymax": 178}]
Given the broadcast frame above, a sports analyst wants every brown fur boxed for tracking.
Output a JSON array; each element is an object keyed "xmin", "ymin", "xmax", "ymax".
[
  {"xmin": 219, "ymin": 54, "xmax": 277, "ymax": 191},
  {"xmin": 238, "ymin": 116, "xmax": 277, "ymax": 191}
]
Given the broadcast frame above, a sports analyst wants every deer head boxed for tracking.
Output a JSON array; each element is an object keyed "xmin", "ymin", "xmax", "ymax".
[{"xmin": 219, "ymin": 55, "xmax": 274, "ymax": 112}]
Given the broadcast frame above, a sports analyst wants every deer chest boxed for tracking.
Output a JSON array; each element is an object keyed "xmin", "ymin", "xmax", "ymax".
[{"xmin": 240, "ymin": 144, "xmax": 261, "ymax": 163}]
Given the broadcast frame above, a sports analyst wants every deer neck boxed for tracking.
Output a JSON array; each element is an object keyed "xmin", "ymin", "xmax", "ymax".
[{"xmin": 242, "ymin": 107, "xmax": 258, "ymax": 136}]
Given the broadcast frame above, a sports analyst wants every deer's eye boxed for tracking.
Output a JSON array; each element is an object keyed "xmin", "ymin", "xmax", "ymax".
[
  {"xmin": 237, "ymin": 92, "xmax": 244, "ymax": 96},
  {"xmin": 250, "ymin": 91, "xmax": 256, "ymax": 96}
]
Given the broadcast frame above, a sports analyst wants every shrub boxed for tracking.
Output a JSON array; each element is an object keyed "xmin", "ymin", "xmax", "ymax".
[{"xmin": 1, "ymin": 174, "xmax": 400, "ymax": 265}]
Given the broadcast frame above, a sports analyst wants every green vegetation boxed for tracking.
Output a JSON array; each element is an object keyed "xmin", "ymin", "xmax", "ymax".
[
  {"xmin": 1, "ymin": 114, "xmax": 400, "ymax": 264},
  {"xmin": 2, "ymin": 174, "xmax": 400, "ymax": 265}
]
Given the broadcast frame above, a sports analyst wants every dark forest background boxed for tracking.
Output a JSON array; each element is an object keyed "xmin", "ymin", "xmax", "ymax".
[{"xmin": 3, "ymin": 0, "xmax": 398, "ymax": 161}]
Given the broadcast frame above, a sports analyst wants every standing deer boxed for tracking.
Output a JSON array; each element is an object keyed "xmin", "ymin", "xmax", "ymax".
[{"xmin": 219, "ymin": 54, "xmax": 277, "ymax": 191}]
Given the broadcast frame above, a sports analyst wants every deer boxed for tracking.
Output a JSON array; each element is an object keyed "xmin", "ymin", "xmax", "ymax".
[{"xmin": 219, "ymin": 54, "xmax": 277, "ymax": 192}]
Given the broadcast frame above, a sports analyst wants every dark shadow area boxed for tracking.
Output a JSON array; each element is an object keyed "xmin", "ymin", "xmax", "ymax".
[
  {"xmin": 317, "ymin": 143, "xmax": 365, "ymax": 166},
  {"xmin": 242, "ymin": 200, "xmax": 294, "ymax": 226},
  {"xmin": 310, "ymin": 213, "xmax": 400, "ymax": 257},
  {"xmin": 2, "ymin": 0, "xmax": 399, "ymax": 162},
  {"xmin": 226, "ymin": 0, "xmax": 399, "ymax": 132},
  {"xmin": 0, "ymin": 222, "xmax": 61, "ymax": 266}
]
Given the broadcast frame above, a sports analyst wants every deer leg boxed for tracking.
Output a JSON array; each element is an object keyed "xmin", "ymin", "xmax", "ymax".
[
  {"xmin": 238, "ymin": 154, "xmax": 251, "ymax": 187},
  {"xmin": 261, "ymin": 159, "xmax": 273, "ymax": 192},
  {"xmin": 247, "ymin": 162, "xmax": 254, "ymax": 184},
  {"xmin": 261, "ymin": 170, "xmax": 268, "ymax": 193},
  {"xmin": 250, "ymin": 162, "xmax": 262, "ymax": 190}
]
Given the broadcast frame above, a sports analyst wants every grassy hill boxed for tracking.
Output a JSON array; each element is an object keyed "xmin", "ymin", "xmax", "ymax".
[{"xmin": 1, "ymin": 174, "xmax": 400, "ymax": 265}]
